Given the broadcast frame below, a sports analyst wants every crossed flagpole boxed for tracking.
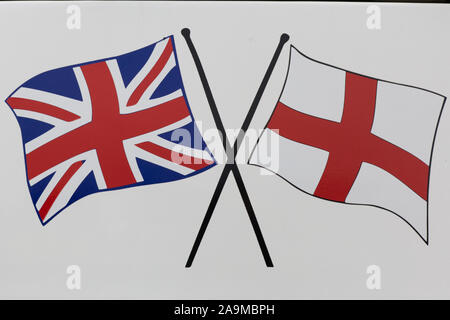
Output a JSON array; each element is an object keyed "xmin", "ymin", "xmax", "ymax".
[{"xmin": 181, "ymin": 28, "xmax": 289, "ymax": 268}]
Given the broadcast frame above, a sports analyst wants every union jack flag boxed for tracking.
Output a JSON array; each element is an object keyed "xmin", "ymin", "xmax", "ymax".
[{"xmin": 5, "ymin": 35, "xmax": 216, "ymax": 225}]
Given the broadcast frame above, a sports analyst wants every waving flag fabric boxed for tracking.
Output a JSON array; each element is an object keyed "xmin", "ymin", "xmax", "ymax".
[
  {"xmin": 6, "ymin": 35, "xmax": 216, "ymax": 225},
  {"xmin": 249, "ymin": 45, "xmax": 445, "ymax": 242}
]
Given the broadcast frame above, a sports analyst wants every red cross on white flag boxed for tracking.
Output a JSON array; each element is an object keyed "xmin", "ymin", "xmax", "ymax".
[{"xmin": 249, "ymin": 45, "xmax": 445, "ymax": 243}]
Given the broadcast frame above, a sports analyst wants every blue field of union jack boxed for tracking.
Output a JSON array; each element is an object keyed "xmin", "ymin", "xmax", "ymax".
[{"xmin": 5, "ymin": 35, "xmax": 216, "ymax": 225}]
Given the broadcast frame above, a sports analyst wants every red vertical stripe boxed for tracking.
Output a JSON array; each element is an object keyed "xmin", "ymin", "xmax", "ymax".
[
  {"xmin": 80, "ymin": 62, "xmax": 137, "ymax": 189},
  {"xmin": 313, "ymin": 73, "xmax": 378, "ymax": 201}
]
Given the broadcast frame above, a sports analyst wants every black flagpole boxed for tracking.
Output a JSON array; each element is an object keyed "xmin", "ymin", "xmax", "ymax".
[{"xmin": 182, "ymin": 28, "xmax": 289, "ymax": 267}]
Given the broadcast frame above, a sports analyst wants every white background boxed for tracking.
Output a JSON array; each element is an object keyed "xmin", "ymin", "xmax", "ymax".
[{"xmin": 0, "ymin": 1, "xmax": 450, "ymax": 299}]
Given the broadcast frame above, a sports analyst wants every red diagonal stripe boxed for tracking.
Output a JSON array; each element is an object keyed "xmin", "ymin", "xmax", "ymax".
[
  {"xmin": 7, "ymin": 97, "xmax": 80, "ymax": 122},
  {"xmin": 39, "ymin": 160, "xmax": 84, "ymax": 221},
  {"xmin": 136, "ymin": 141, "xmax": 214, "ymax": 171},
  {"xmin": 126, "ymin": 38, "xmax": 173, "ymax": 107}
]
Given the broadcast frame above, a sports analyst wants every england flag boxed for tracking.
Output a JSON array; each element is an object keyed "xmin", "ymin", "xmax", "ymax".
[
  {"xmin": 249, "ymin": 45, "xmax": 445, "ymax": 242},
  {"xmin": 5, "ymin": 35, "xmax": 216, "ymax": 225}
]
